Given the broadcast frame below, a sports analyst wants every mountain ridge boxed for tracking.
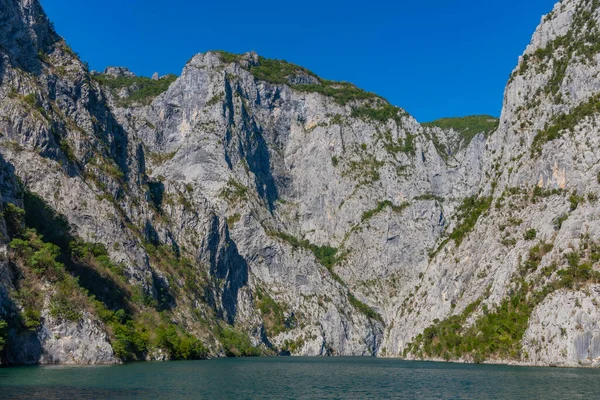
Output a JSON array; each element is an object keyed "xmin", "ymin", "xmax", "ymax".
[{"xmin": 1, "ymin": 0, "xmax": 600, "ymax": 368}]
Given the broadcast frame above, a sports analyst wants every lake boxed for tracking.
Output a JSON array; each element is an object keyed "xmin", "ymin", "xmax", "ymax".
[{"xmin": 0, "ymin": 357, "xmax": 598, "ymax": 399}]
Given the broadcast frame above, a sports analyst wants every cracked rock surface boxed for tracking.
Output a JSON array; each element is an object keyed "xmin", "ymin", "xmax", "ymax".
[{"xmin": 1, "ymin": 0, "xmax": 600, "ymax": 367}]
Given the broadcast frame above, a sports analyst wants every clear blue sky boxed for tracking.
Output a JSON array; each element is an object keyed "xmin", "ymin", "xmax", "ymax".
[{"xmin": 40, "ymin": 0, "xmax": 557, "ymax": 122}]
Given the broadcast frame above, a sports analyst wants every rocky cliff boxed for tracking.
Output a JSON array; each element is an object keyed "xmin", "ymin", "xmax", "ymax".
[{"xmin": 0, "ymin": 0, "xmax": 599, "ymax": 367}]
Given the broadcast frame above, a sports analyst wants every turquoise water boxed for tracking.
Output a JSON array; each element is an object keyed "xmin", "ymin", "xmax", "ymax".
[{"xmin": 0, "ymin": 357, "xmax": 599, "ymax": 399}]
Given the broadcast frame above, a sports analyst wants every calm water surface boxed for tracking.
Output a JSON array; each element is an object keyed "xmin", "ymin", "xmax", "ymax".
[{"xmin": 0, "ymin": 357, "xmax": 598, "ymax": 399}]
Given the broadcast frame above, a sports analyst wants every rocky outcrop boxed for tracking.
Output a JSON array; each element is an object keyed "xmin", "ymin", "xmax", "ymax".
[
  {"xmin": 1, "ymin": 0, "xmax": 600, "ymax": 367},
  {"xmin": 104, "ymin": 66, "xmax": 135, "ymax": 77},
  {"xmin": 523, "ymin": 286, "xmax": 600, "ymax": 367},
  {"xmin": 6, "ymin": 312, "xmax": 116, "ymax": 365}
]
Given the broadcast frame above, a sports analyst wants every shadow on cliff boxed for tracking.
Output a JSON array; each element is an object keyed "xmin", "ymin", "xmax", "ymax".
[
  {"xmin": 0, "ymin": 49, "xmax": 132, "ymax": 190},
  {"xmin": 0, "ymin": 0, "xmax": 131, "ymax": 185},
  {"xmin": 204, "ymin": 215, "xmax": 248, "ymax": 325},
  {"xmin": 84, "ymin": 84, "xmax": 132, "ymax": 182},
  {"xmin": 242, "ymin": 120, "xmax": 279, "ymax": 210},
  {"xmin": 0, "ymin": 0, "xmax": 61, "ymax": 81},
  {"xmin": 2, "ymin": 312, "xmax": 44, "ymax": 365},
  {"xmin": 0, "ymin": 304, "xmax": 45, "ymax": 365},
  {"xmin": 19, "ymin": 190, "xmax": 134, "ymax": 314},
  {"xmin": 47, "ymin": 74, "xmax": 132, "ymax": 186},
  {"xmin": 0, "ymin": 157, "xmax": 43, "ymax": 364},
  {"xmin": 223, "ymin": 78, "xmax": 279, "ymax": 210}
]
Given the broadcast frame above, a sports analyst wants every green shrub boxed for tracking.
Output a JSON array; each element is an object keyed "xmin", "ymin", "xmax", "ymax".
[
  {"xmin": 217, "ymin": 326, "xmax": 261, "ymax": 357},
  {"xmin": 94, "ymin": 74, "xmax": 177, "ymax": 107},
  {"xmin": 270, "ymin": 231, "xmax": 338, "ymax": 269},
  {"xmin": 351, "ymin": 103, "xmax": 405, "ymax": 125},
  {"xmin": 345, "ymin": 154, "xmax": 384, "ymax": 185},
  {"xmin": 403, "ymin": 132, "xmax": 416, "ymax": 155},
  {"xmin": 407, "ymin": 284, "xmax": 538, "ymax": 362},
  {"xmin": 255, "ymin": 288, "xmax": 287, "ymax": 336},
  {"xmin": 361, "ymin": 200, "xmax": 409, "ymax": 222},
  {"xmin": 10, "ymin": 229, "xmax": 89, "ymax": 325},
  {"xmin": 532, "ymin": 186, "xmax": 563, "ymax": 202},
  {"xmin": 554, "ymin": 238, "xmax": 600, "ymax": 290},
  {"xmin": 423, "ymin": 115, "xmax": 499, "ymax": 147},
  {"xmin": 205, "ymin": 93, "xmax": 224, "ymax": 107},
  {"xmin": 50, "ymin": 277, "xmax": 84, "ymax": 322},
  {"xmin": 510, "ymin": 3, "xmax": 600, "ymax": 95},
  {"xmin": 227, "ymin": 213, "xmax": 241, "ymax": 227},
  {"xmin": 220, "ymin": 179, "xmax": 248, "ymax": 203},
  {"xmin": 0, "ymin": 319, "xmax": 7, "ymax": 351},
  {"xmin": 23, "ymin": 93, "xmax": 37, "ymax": 107},
  {"xmin": 532, "ymin": 93, "xmax": 600, "ymax": 156},
  {"xmin": 522, "ymin": 242, "xmax": 553, "ymax": 273},
  {"xmin": 377, "ymin": 129, "xmax": 416, "ymax": 156},
  {"xmin": 99, "ymin": 160, "xmax": 125, "ymax": 182},
  {"xmin": 109, "ymin": 318, "xmax": 149, "ymax": 360},
  {"xmin": 524, "ymin": 229, "xmax": 537, "ymax": 241},
  {"xmin": 21, "ymin": 308, "xmax": 42, "ymax": 330},
  {"xmin": 414, "ymin": 194, "xmax": 444, "ymax": 202},
  {"xmin": 449, "ymin": 196, "xmax": 492, "ymax": 246},
  {"xmin": 348, "ymin": 292, "xmax": 383, "ymax": 322},
  {"xmin": 219, "ymin": 53, "xmax": 407, "ymax": 125},
  {"xmin": 308, "ymin": 243, "xmax": 338, "ymax": 269},
  {"xmin": 11, "ymin": 278, "xmax": 44, "ymax": 330},
  {"xmin": 554, "ymin": 213, "xmax": 569, "ymax": 230},
  {"xmin": 569, "ymin": 192, "xmax": 584, "ymax": 211},
  {"xmin": 4, "ymin": 202, "xmax": 25, "ymax": 234},
  {"xmin": 282, "ymin": 337, "xmax": 306, "ymax": 353},
  {"xmin": 147, "ymin": 150, "xmax": 177, "ymax": 165},
  {"xmin": 213, "ymin": 51, "xmax": 243, "ymax": 64},
  {"xmin": 249, "ymin": 57, "xmax": 318, "ymax": 85},
  {"xmin": 10, "ymin": 230, "xmax": 64, "ymax": 279},
  {"xmin": 94, "ymin": 303, "xmax": 208, "ymax": 361},
  {"xmin": 59, "ymin": 139, "xmax": 76, "ymax": 163},
  {"xmin": 296, "ymin": 80, "xmax": 379, "ymax": 106},
  {"xmin": 155, "ymin": 323, "xmax": 207, "ymax": 360}
]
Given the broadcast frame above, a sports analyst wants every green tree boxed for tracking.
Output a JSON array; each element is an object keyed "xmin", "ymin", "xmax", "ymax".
[{"xmin": 0, "ymin": 319, "xmax": 7, "ymax": 351}]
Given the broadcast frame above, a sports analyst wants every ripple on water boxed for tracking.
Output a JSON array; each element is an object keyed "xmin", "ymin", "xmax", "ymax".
[{"xmin": 0, "ymin": 357, "xmax": 599, "ymax": 399}]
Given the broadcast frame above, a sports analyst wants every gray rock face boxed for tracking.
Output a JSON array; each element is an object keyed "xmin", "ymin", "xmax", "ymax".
[
  {"xmin": 6, "ymin": 312, "xmax": 116, "ymax": 365},
  {"xmin": 0, "ymin": 0, "xmax": 58, "ymax": 75},
  {"xmin": 394, "ymin": 0, "xmax": 600, "ymax": 366},
  {"xmin": 1, "ymin": 0, "xmax": 600, "ymax": 367},
  {"xmin": 523, "ymin": 286, "xmax": 600, "ymax": 367},
  {"xmin": 104, "ymin": 66, "xmax": 136, "ymax": 77}
]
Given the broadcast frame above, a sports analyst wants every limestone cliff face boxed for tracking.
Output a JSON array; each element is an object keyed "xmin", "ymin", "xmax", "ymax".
[
  {"xmin": 397, "ymin": 0, "xmax": 600, "ymax": 367},
  {"xmin": 0, "ymin": 0, "xmax": 599, "ymax": 367}
]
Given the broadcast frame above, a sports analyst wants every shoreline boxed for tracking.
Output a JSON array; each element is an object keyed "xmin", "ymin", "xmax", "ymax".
[{"xmin": 3, "ymin": 354, "xmax": 599, "ymax": 370}]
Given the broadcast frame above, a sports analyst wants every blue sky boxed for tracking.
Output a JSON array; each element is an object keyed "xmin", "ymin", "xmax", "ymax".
[{"xmin": 40, "ymin": 0, "xmax": 557, "ymax": 122}]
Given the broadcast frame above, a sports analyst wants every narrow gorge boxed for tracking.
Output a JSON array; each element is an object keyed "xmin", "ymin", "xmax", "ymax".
[{"xmin": 1, "ymin": 0, "xmax": 600, "ymax": 368}]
